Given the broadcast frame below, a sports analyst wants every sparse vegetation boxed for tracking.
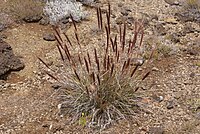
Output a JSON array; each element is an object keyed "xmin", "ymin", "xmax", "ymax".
[
  {"xmin": 186, "ymin": 0, "xmax": 200, "ymax": 9},
  {"xmin": 39, "ymin": 4, "xmax": 153, "ymax": 129},
  {"xmin": 1, "ymin": 0, "xmax": 200, "ymax": 133}
]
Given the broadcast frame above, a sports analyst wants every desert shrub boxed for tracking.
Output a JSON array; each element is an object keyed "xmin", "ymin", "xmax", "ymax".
[
  {"xmin": 43, "ymin": 0, "xmax": 87, "ymax": 25},
  {"xmin": 4, "ymin": 0, "xmax": 45, "ymax": 20},
  {"xmin": 39, "ymin": 4, "xmax": 153, "ymax": 130}
]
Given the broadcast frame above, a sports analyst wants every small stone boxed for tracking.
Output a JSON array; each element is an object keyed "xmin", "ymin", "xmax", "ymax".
[
  {"xmin": 116, "ymin": 16, "xmax": 126, "ymax": 25},
  {"xmin": 43, "ymin": 33, "xmax": 56, "ymax": 41},
  {"xmin": 121, "ymin": 7, "xmax": 131, "ymax": 16},
  {"xmin": 167, "ymin": 100, "xmax": 174, "ymax": 109},
  {"xmin": 187, "ymin": 48, "xmax": 198, "ymax": 56},
  {"xmin": 131, "ymin": 58, "xmax": 144, "ymax": 66},
  {"xmin": 0, "ymin": 34, "xmax": 7, "ymax": 40},
  {"xmin": 0, "ymin": 80, "xmax": 5, "ymax": 86},
  {"xmin": 152, "ymin": 67, "xmax": 159, "ymax": 71},
  {"xmin": 196, "ymin": 112, "xmax": 200, "ymax": 119},
  {"xmin": 118, "ymin": 3, "xmax": 123, "ymax": 7},
  {"xmin": 183, "ymin": 24, "xmax": 196, "ymax": 34},
  {"xmin": 60, "ymin": 17, "xmax": 69, "ymax": 24},
  {"xmin": 138, "ymin": 68, "xmax": 143, "ymax": 71},
  {"xmin": 4, "ymin": 83, "xmax": 10, "ymax": 88},
  {"xmin": 190, "ymin": 72, "xmax": 195, "ymax": 77},
  {"xmin": 149, "ymin": 126, "xmax": 164, "ymax": 134},
  {"xmin": 23, "ymin": 15, "xmax": 42, "ymax": 23},
  {"xmin": 39, "ymin": 18, "xmax": 49, "ymax": 25},
  {"xmin": 155, "ymin": 23, "xmax": 166, "ymax": 35},
  {"xmin": 0, "ymin": 23, "xmax": 7, "ymax": 32},
  {"xmin": 152, "ymin": 95, "xmax": 164, "ymax": 102},
  {"xmin": 51, "ymin": 83, "xmax": 61, "ymax": 89},
  {"xmin": 158, "ymin": 96, "xmax": 164, "ymax": 102},
  {"xmin": 174, "ymin": 92, "xmax": 182, "ymax": 99},
  {"xmin": 164, "ymin": 0, "xmax": 180, "ymax": 5},
  {"xmin": 168, "ymin": 33, "xmax": 180, "ymax": 43},
  {"xmin": 127, "ymin": 16, "xmax": 135, "ymax": 24}
]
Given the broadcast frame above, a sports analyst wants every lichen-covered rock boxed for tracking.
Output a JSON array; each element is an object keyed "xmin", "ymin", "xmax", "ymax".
[{"xmin": 0, "ymin": 40, "xmax": 25, "ymax": 79}]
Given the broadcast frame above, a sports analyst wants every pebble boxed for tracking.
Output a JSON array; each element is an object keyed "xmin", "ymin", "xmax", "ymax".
[
  {"xmin": 149, "ymin": 126, "xmax": 164, "ymax": 134},
  {"xmin": 0, "ymin": 80, "xmax": 5, "ymax": 86},
  {"xmin": 196, "ymin": 112, "xmax": 200, "ymax": 119},
  {"xmin": 39, "ymin": 18, "xmax": 49, "ymax": 25},
  {"xmin": 167, "ymin": 100, "xmax": 175, "ymax": 109},
  {"xmin": 23, "ymin": 15, "xmax": 42, "ymax": 23},
  {"xmin": 51, "ymin": 83, "xmax": 62, "ymax": 90},
  {"xmin": 158, "ymin": 96, "xmax": 164, "ymax": 102},
  {"xmin": 155, "ymin": 23, "xmax": 166, "ymax": 36},
  {"xmin": 152, "ymin": 67, "xmax": 159, "ymax": 71},
  {"xmin": 164, "ymin": 0, "xmax": 180, "ymax": 6},
  {"xmin": 43, "ymin": 33, "xmax": 56, "ymax": 41},
  {"xmin": 4, "ymin": 83, "xmax": 10, "ymax": 88}
]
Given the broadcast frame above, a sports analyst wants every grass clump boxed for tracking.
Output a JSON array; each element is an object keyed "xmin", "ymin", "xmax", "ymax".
[
  {"xmin": 39, "ymin": 4, "xmax": 153, "ymax": 130},
  {"xmin": 186, "ymin": 0, "xmax": 200, "ymax": 9}
]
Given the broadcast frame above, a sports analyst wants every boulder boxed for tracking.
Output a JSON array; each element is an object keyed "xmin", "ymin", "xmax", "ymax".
[
  {"xmin": 0, "ymin": 40, "xmax": 25, "ymax": 79},
  {"xmin": 23, "ymin": 15, "xmax": 42, "ymax": 23}
]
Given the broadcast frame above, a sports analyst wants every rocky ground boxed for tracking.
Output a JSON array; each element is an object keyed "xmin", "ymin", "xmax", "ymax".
[{"xmin": 0, "ymin": 0, "xmax": 200, "ymax": 133}]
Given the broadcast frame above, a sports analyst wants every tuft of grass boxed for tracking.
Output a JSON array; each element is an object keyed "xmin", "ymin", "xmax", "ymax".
[
  {"xmin": 4, "ymin": 0, "xmax": 45, "ymax": 20},
  {"xmin": 196, "ymin": 62, "xmax": 200, "ymax": 67},
  {"xmin": 39, "ymin": 4, "xmax": 153, "ymax": 130},
  {"xmin": 186, "ymin": 0, "xmax": 200, "ymax": 8}
]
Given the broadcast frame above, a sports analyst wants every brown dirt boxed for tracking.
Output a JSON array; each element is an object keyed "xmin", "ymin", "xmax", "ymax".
[{"xmin": 0, "ymin": 0, "xmax": 200, "ymax": 134}]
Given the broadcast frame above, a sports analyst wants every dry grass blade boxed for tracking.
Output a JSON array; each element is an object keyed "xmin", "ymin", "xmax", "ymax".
[
  {"xmin": 131, "ymin": 65, "xmax": 139, "ymax": 77},
  {"xmin": 74, "ymin": 69, "xmax": 81, "ymax": 81},
  {"xmin": 122, "ymin": 22, "xmax": 126, "ymax": 52},
  {"xmin": 37, "ymin": 57, "xmax": 51, "ymax": 70},
  {"xmin": 119, "ymin": 25, "xmax": 122, "ymax": 43},
  {"xmin": 97, "ymin": 74, "xmax": 100, "ymax": 85},
  {"xmin": 45, "ymin": 71, "xmax": 59, "ymax": 82},
  {"xmin": 103, "ymin": 54, "xmax": 107, "ymax": 70},
  {"xmin": 96, "ymin": 7, "xmax": 100, "ymax": 29},
  {"xmin": 70, "ymin": 14, "xmax": 77, "ymax": 31},
  {"xmin": 94, "ymin": 48, "xmax": 100, "ymax": 72},
  {"xmin": 78, "ymin": 54, "xmax": 82, "ymax": 64},
  {"xmin": 106, "ymin": 12, "xmax": 110, "ymax": 35},
  {"xmin": 139, "ymin": 29, "xmax": 144, "ymax": 47},
  {"xmin": 56, "ymin": 44, "xmax": 64, "ymax": 61},
  {"xmin": 63, "ymin": 43, "xmax": 72, "ymax": 62},
  {"xmin": 142, "ymin": 71, "xmax": 150, "ymax": 80},
  {"xmin": 84, "ymin": 57, "xmax": 90, "ymax": 73},
  {"xmin": 54, "ymin": 27, "xmax": 63, "ymax": 43},
  {"xmin": 75, "ymin": 31, "xmax": 81, "ymax": 47},
  {"xmin": 105, "ymin": 26, "xmax": 109, "ymax": 54},
  {"xmin": 110, "ymin": 64, "xmax": 114, "ymax": 76},
  {"xmin": 54, "ymin": 33, "xmax": 63, "ymax": 49},
  {"xmin": 91, "ymin": 72, "xmax": 95, "ymax": 83},
  {"xmin": 87, "ymin": 52, "xmax": 91, "ymax": 66},
  {"xmin": 121, "ymin": 60, "xmax": 127, "ymax": 72},
  {"xmin": 110, "ymin": 37, "xmax": 115, "ymax": 52},
  {"xmin": 63, "ymin": 33, "xmax": 73, "ymax": 47},
  {"xmin": 99, "ymin": 7, "xmax": 103, "ymax": 30},
  {"xmin": 107, "ymin": 55, "xmax": 110, "ymax": 70}
]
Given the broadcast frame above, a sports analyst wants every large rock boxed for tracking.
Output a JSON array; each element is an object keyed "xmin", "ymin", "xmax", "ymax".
[
  {"xmin": 0, "ymin": 40, "xmax": 25, "ymax": 79},
  {"xmin": 23, "ymin": 15, "xmax": 42, "ymax": 23}
]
